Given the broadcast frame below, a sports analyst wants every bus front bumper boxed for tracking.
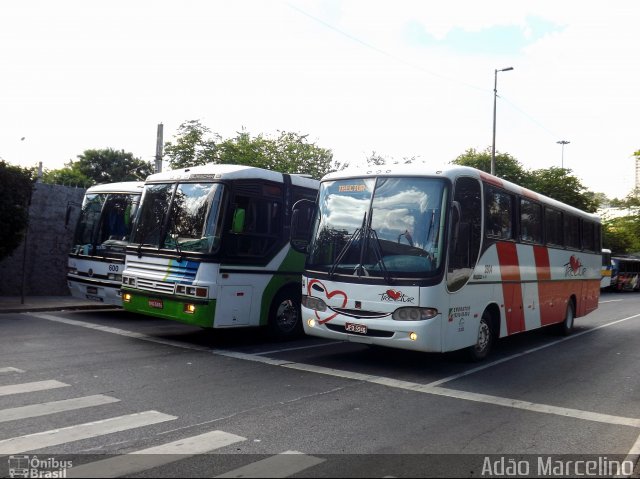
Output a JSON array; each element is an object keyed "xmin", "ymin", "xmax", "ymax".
[
  {"xmin": 122, "ymin": 289, "xmax": 216, "ymax": 328},
  {"xmin": 301, "ymin": 307, "xmax": 444, "ymax": 353}
]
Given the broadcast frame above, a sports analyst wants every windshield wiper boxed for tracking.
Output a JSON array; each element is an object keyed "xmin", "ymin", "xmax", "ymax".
[
  {"xmin": 328, "ymin": 213, "xmax": 366, "ymax": 278},
  {"xmin": 367, "ymin": 227, "xmax": 393, "ymax": 284}
]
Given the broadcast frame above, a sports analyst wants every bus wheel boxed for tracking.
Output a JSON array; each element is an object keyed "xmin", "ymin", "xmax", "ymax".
[
  {"xmin": 559, "ymin": 300, "xmax": 575, "ymax": 336},
  {"xmin": 267, "ymin": 288, "xmax": 303, "ymax": 340},
  {"xmin": 467, "ymin": 311, "xmax": 494, "ymax": 362}
]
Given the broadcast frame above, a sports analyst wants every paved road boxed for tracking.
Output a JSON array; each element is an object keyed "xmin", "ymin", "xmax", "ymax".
[{"xmin": 0, "ymin": 292, "xmax": 638, "ymax": 477}]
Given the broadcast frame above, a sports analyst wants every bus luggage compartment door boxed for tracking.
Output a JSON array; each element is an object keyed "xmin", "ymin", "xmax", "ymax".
[{"xmin": 215, "ymin": 286, "xmax": 253, "ymax": 326}]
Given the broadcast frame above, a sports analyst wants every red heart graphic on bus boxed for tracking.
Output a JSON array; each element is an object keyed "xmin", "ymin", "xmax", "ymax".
[
  {"xmin": 307, "ymin": 279, "xmax": 348, "ymax": 324},
  {"xmin": 386, "ymin": 289, "xmax": 402, "ymax": 301},
  {"xmin": 569, "ymin": 255, "xmax": 581, "ymax": 272}
]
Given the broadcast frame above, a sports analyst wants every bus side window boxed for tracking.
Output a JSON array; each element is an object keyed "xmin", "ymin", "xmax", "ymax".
[
  {"xmin": 447, "ymin": 177, "xmax": 481, "ymax": 292},
  {"xmin": 486, "ymin": 187, "xmax": 514, "ymax": 240}
]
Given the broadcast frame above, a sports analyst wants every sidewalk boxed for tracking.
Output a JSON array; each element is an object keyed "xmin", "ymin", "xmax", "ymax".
[{"xmin": 0, "ymin": 296, "xmax": 116, "ymax": 314}]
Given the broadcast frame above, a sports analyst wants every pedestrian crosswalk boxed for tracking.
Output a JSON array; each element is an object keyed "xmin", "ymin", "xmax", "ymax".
[{"xmin": 0, "ymin": 365, "xmax": 325, "ymax": 478}]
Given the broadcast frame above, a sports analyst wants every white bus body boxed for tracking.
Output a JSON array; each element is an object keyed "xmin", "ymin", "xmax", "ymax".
[
  {"xmin": 121, "ymin": 164, "xmax": 318, "ymax": 338},
  {"xmin": 293, "ymin": 165, "xmax": 601, "ymax": 358},
  {"xmin": 68, "ymin": 182, "xmax": 144, "ymax": 306}
]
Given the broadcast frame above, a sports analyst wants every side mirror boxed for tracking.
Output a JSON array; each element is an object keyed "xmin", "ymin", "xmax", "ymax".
[{"xmin": 290, "ymin": 199, "xmax": 315, "ymax": 254}]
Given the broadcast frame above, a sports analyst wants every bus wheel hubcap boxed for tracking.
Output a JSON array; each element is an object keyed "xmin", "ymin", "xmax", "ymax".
[
  {"xmin": 477, "ymin": 321, "xmax": 490, "ymax": 352},
  {"xmin": 276, "ymin": 300, "xmax": 298, "ymax": 332}
]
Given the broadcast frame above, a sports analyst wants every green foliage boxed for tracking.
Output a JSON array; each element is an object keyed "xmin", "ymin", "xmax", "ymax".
[
  {"xmin": 452, "ymin": 148, "xmax": 600, "ymax": 212},
  {"xmin": 43, "ymin": 148, "xmax": 153, "ymax": 186},
  {"xmin": 74, "ymin": 148, "xmax": 154, "ymax": 184},
  {"xmin": 165, "ymin": 121, "xmax": 334, "ymax": 180},
  {"xmin": 0, "ymin": 161, "xmax": 36, "ymax": 260},
  {"xmin": 42, "ymin": 164, "xmax": 92, "ymax": 187},
  {"xmin": 452, "ymin": 147, "xmax": 531, "ymax": 185},
  {"xmin": 527, "ymin": 167, "xmax": 599, "ymax": 213},
  {"xmin": 603, "ymin": 216, "xmax": 640, "ymax": 254},
  {"xmin": 164, "ymin": 120, "xmax": 219, "ymax": 169}
]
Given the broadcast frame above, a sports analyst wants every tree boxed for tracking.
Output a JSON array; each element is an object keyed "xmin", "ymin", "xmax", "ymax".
[
  {"xmin": 452, "ymin": 147, "xmax": 600, "ymax": 212},
  {"xmin": 165, "ymin": 120, "xmax": 334, "ymax": 180},
  {"xmin": 73, "ymin": 148, "xmax": 153, "ymax": 184},
  {"xmin": 217, "ymin": 130, "xmax": 333, "ymax": 179},
  {"xmin": 42, "ymin": 164, "xmax": 92, "ymax": 187},
  {"xmin": 452, "ymin": 147, "xmax": 531, "ymax": 185},
  {"xmin": 603, "ymin": 217, "xmax": 640, "ymax": 254},
  {"xmin": 527, "ymin": 167, "xmax": 599, "ymax": 213},
  {"xmin": 164, "ymin": 120, "xmax": 220, "ymax": 169},
  {"xmin": 0, "ymin": 161, "xmax": 36, "ymax": 260}
]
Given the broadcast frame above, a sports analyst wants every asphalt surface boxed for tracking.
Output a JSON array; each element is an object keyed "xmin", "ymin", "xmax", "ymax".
[{"xmin": 0, "ymin": 292, "xmax": 639, "ymax": 477}]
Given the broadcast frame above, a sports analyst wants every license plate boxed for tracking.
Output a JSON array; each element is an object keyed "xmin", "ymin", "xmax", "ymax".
[
  {"xmin": 87, "ymin": 286, "xmax": 98, "ymax": 294},
  {"xmin": 345, "ymin": 322, "xmax": 367, "ymax": 335},
  {"xmin": 149, "ymin": 298, "xmax": 163, "ymax": 309}
]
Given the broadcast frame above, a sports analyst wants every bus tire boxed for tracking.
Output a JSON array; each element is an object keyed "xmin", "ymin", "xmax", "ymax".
[
  {"xmin": 267, "ymin": 287, "xmax": 303, "ymax": 340},
  {"xmin": 467, "ymin": 310, "xmax": 494, "ymax": 362},
  {"xmin": 559, "ymin": 300, "xmax": 575, "ymax": 336}
]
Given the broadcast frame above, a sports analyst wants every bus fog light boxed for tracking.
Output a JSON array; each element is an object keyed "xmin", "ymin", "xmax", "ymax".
[
  {"xmin": 307, "ymin": 318, "xmax": 316, "ymax": 328},
  {"xmin": 392, "ymin": 307, "xmax": 438, "ymax": 321},
  {"xmin": 184, "ymin": 304, "xmax": 196, "ymax": 314},
  {"xmin": 123, "ymin": 293, "xmax": 132, "ymax": 303},
  {"xmin": 409, "ymin": 332, "xmax": 418, "ymax": 341}
]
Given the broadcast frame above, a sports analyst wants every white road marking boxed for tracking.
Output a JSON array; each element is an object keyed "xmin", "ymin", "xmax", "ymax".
[
  {"xmin": 0, "ymin": 395, "xmax": 120, "ymax": 423},
  {"xmin": 0, "ymin": 411, "xmax": 177, "ymax": 455},
  {"xmin": 215, "ymin": 450, "xmax": 325, "ymax": 478},
  {"xmin": 0, "ymin": 380, "xmax": 68, "ymax": 397},
  {"xmin": 27, "ymin": 312, "xmax": 640, "ymax": 431},
  {"xmin": 599, "ymin": 299, "xmax": 624, "ymax": 303},
  {"xmin": 425, "ymin": 312, "xmax": 640, "ymax": 388},
  {"xmin": 0, "ymin": 367, "xmax": 25, "ymax": 375},
  {"xmin": 254, "ymin": 341, "xmax": 339, "ymax": 356},
  {"xmin": 67, "ymin": 430, "xmax": 246, "ymax": 478}
]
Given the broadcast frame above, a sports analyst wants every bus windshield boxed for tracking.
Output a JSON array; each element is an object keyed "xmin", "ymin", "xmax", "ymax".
[
  {"xmin": 307, "ymin": 177, "xmax": 449, "ymax": 278},
  {"xmin": 72, "ymin": 192, "xmax": 139, "ymax": 257},
  {"xmin": 132, "ymin": 182, "xmax": 225, "ymax": 254}
]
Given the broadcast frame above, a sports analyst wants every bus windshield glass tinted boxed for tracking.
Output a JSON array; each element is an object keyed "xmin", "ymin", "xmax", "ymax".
[
  {"xmin": 72, "ymin": 193, "xmax": 140, "ymax": 256},
  {"xmin": 307, "ymin": 177, "xmax": 449, "ymax": 277},
  {"xmin": 132, "ymin": 183, "xmax": 225, "ymax": 254}
]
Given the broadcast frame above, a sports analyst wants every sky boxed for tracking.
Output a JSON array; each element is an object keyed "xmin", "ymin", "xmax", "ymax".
[{"xmin": 1, "ymin": 0, "xmax": 639, "ymax": 199}]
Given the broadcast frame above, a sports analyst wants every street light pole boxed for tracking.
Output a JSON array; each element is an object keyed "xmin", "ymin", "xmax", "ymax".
[
  {"xmin": 557, "ymin": 140, "xmax": 570, "ymax": 169},
  {"xmin": 491, "ymin": 67, "xmax": 514, "ymax": 176}
]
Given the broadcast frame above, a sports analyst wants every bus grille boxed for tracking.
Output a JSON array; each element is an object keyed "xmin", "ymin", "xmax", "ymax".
[{"xmin": 135, "ymin": 278, "xmax": 176, "ymax": 294}]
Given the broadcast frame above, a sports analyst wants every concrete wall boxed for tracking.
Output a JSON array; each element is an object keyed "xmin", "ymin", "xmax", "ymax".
[{"xmin": 0, "ymin": 183, "xmax": 86, "ymax": 296}]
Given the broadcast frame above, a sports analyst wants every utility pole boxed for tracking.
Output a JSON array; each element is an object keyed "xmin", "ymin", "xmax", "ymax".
[{"xmin": 155, "ymin": 123, "xmax": 163, "ymax": 173}]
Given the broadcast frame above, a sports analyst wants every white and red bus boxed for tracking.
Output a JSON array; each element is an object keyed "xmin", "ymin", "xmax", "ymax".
[{"xmin": 291, "ymin": 165, "xmax": 601, "ymax": 360}]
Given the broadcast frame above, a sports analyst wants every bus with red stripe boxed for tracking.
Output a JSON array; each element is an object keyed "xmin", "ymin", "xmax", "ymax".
[{"xmin": 290, "ymin": 165, "xmax": 601, "ymax": 360}]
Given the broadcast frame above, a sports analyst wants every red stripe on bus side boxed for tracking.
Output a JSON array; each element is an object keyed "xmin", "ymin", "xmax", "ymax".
[
  {"xmin": 479, "ymin": 172, "xmax": 503, "ymax": 188},
  {"xmin": 533, "ymin": 245, "xmax": 558, "ymax": 326},
  {"xmin": 521, "ymin": 188, "xmax": 540, "ymax": 201},
  {"xmin": 496, "ymin": 242, "xmax": 525, "ymax": 335}
]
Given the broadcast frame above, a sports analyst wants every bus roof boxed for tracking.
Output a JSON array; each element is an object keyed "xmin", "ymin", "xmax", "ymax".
[
  {"xmin": 86, "ymin": 181, "xmax": 145, "ymax": 194},
  {"xmin": 145, "ymin": 164, "xmax": 319, "ymax": 190},
  {"xmin": 322, "ymin": 164, "xmax": 599, "ymax": 221}
]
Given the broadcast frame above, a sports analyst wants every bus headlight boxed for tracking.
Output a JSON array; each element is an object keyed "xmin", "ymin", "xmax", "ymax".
[
  {"xmin": 392, "ymin": 307, "xmax": 438, "ymax": 321},
  {"xmin": 301, "ymin": 295, "xmax": 327, "ymax": 312},
  {"xmin": 108, "ymin": 273, "xmax": 123, "ymax": 282}
]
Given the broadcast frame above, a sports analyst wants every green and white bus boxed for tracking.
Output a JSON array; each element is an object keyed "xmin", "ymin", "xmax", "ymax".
[
  {"xmin": 68, "ymin": 181, "xmax": 144, "ymax": 306},
  {"xmin": 121, "ymin": 164, "xmax": 318, "ymax": 337}
]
